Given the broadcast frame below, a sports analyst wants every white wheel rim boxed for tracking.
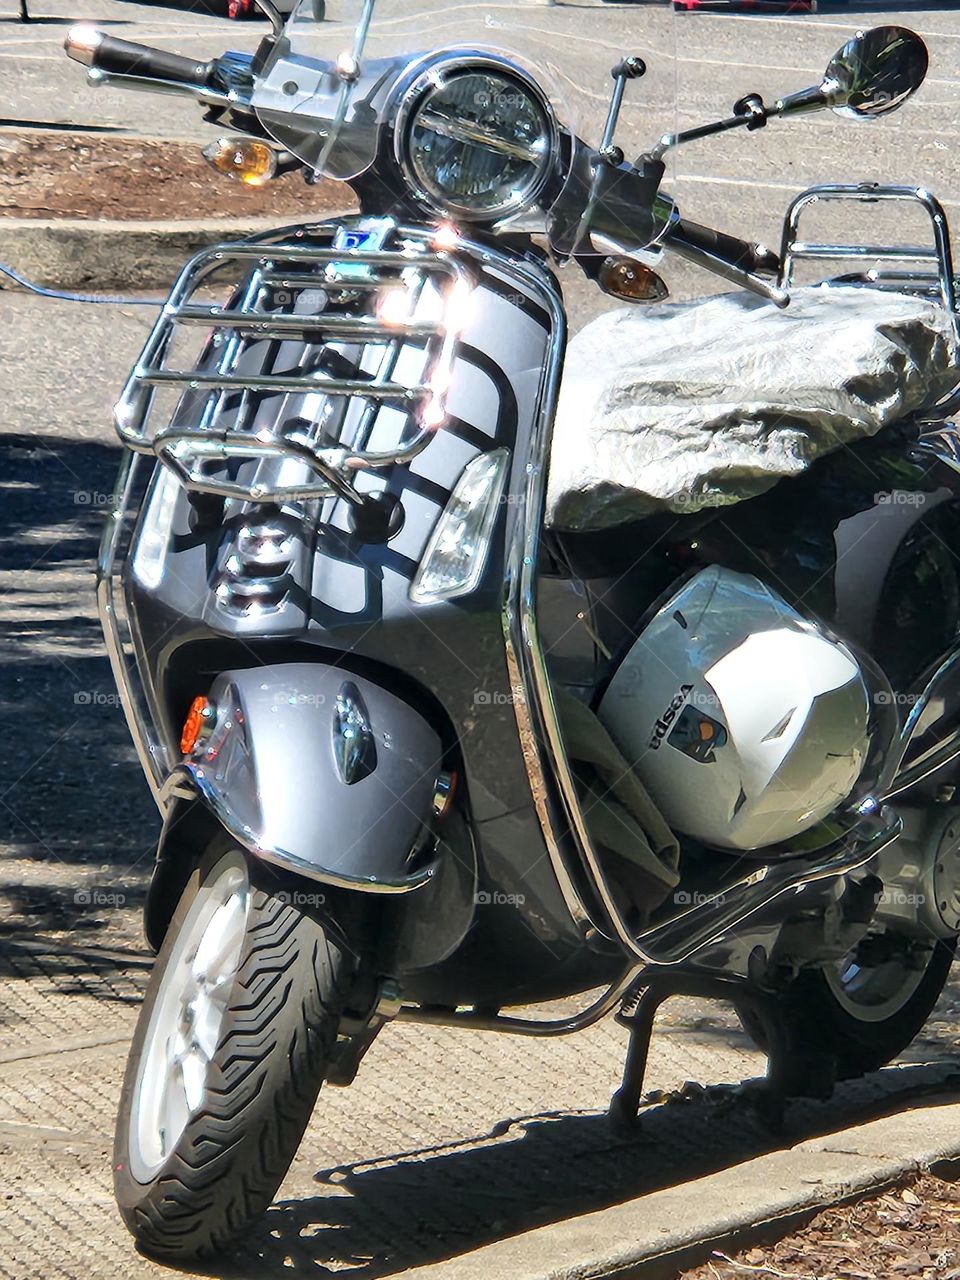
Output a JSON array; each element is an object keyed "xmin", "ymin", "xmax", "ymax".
[
  {"xmin": 823, "ymin": 940, "xmax": 928, "ymax": 1025},
  {"xmin": 129, "ymin": 852, "xmax": 250, "ymax": 1182}
]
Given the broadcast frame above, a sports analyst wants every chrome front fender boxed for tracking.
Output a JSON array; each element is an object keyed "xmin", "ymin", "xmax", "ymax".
[{"xmin": 164, "ymin": 664, "xmax": 444, "ymax": 893}]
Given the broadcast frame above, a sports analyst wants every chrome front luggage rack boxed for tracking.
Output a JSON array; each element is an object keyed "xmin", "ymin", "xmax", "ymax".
[
  {"xmin": 780, "ymin": 184, "xmax": 958, "ymax": 312},
  {"xmin": 116, "ymin": 221, "xmax": 472, "ymax": 505}
]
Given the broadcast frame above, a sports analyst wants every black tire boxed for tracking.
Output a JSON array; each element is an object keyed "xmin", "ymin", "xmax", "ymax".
[
  {"xmin": 742, "ymin": 938, "xmax": 955, "ymax": 1080},
  {"xmin": 114, "ymin": 839, "xmax": 352, "ymax": 1259}
]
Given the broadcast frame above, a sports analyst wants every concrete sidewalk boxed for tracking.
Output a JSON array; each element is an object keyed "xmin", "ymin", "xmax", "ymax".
[
  {"xmin": 395, "ymin": 1089, "xmax": 960, "ymax": 1280},
  {"xmin": 1, "ymin": 933, "xmax": 960, "ymax": 1280}
]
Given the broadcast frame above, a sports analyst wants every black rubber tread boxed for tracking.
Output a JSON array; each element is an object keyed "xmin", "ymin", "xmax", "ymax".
[
  {"xmin": 114, "ymin": 842, "xmax": 352, "ymax": 1259},
  {"xmin": 741, "ymin": 938, "xmax": 955, "ymax": 1080},
  {"xmin": 784, "ymin": 938, "xmax": 955, "ymax": 1079}
]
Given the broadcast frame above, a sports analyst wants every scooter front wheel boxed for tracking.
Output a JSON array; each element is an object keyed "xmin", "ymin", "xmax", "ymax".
[{"xmin": 114, "ymin": 838, "xmax": 351, "ymax": 1259}]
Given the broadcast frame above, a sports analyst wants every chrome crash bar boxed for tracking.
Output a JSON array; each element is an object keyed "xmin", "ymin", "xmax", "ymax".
[{"xmin": 394, "ymin": 810, "xmax": 901, "ymax": 1036}]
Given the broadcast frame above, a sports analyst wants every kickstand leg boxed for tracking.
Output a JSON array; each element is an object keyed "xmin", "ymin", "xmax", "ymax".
[{"xmin": 608, "ymin": 985, "xmax": 666, "ymax": 1130}]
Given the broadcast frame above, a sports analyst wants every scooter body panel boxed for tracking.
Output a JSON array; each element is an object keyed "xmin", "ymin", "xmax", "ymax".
[
  {"xmin": 121, "ymin": 236, "xmax": 604, "ymax": 980},
  {"xmin": 176, "ymin": 663, "xmax": 443, "ymax": 891}
]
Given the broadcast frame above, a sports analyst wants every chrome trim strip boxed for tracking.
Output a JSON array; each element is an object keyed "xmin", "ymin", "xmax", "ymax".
[
  {"xmin": 882, "ymin": 638, "xmax": 960, "ymax": 801},
  {"xmin": 884, "ymin": 732, "xmax": 960, "ymax": 801},
  {"xmin": 916, "ymin": 425, "xmax": 960, "ymax": 472},
  {"xmin": 780, "ymin": 184, "xmax": 957, "ymax": 312},
  {"xmin": 492, "ymin": 246, "xmax": 662, "ymax": 958},
  {"xmin": 790, "ymin": 244, "xmax": 940, "ymax": 263},
  {"xmin": 140, "ymin": 370, "xmax": 428, "ymax": 399},
  {"xmin": 161, "ymin": 766, "xmax": 436, "ymax": 893},
  {"xmin": 173, "ymin": 306, "xmax": 441, "ymax": 341}
]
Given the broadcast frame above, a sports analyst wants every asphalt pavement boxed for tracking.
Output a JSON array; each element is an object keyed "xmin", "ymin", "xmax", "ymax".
[{"xmin": 3, "ymin": 0, "xmax": 960, "ymax": 252}]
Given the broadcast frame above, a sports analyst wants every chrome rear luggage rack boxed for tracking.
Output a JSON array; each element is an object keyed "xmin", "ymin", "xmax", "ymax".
[
  {"xmin": 116, "ymin": 221, "xmax": 472, "ymax": 505},
  {"xmin": 780, "ymin": 184, "xmax": 957, "ymax": 312}
]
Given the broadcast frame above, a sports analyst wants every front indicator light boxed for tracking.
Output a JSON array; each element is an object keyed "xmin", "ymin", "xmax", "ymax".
[
  {"xmin": 409, "ymin": 448, "xmax": 510, "ymax": 605},
  {"xmin": 598, "ymin": 256, "xmax": 670, "ymax": 303},
  {"xmin": 202, "ymin": 137, "xmax": 278, "ymax": 186},
  {"xmin": 181, "ymin": 695, "xmax": 213, "ymax": 755}
]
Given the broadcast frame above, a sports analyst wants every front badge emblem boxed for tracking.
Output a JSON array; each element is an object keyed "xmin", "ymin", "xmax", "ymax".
[{"xmin": 332, "ymin": 682, "xmax": 377, "ymax": 784}]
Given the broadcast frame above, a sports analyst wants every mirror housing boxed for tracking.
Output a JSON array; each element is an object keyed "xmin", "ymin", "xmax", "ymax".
[{"xmin": 776, "ymin": 26, "xmax": 928, "ymax": 121}]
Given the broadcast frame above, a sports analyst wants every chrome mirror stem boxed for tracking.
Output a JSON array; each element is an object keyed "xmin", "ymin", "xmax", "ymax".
[{"xmin": 250, "ymin": 0, "xmax": 284, "ymax": 36}]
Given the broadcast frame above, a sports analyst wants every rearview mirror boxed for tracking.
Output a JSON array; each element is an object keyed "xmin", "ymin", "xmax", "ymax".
[
  {"xmin": 777, "ymin": 26, "xmax": 928, "ymax": 121},
  {"xmin": 825, "ymin": 25, "xmax": 929, "ymax": 119}
]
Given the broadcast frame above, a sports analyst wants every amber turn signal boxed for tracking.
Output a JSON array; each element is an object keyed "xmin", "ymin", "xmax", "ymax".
[
  {"xmin": 180, "ymin": 696, "xmax": 212, "ymax": 755},
  {"xmin": 598, "ymin": 256, "xmax": 670, "ymax": 303},
  {"xmin": 202, "ymin": 137, "xmax": 278, "ymax": 186}
]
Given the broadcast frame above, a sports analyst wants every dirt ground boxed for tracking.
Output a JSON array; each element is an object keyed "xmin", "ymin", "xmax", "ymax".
[
  {"xmin": 681, "ymin": 1174, "xmax": 960, "ymax": 1280},
  {"xmin": 0, "ymin": 131, "xmax": 356, "ymax": 220}
]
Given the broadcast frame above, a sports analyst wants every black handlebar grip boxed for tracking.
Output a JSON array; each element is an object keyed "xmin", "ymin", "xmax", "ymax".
[
  {"xmin": 65, "ymin": 25, "xmax": 224, "ymax": 91},
  {"xmin": 669, "ymin": 217, "xmax": 781, "ymax": 279}
]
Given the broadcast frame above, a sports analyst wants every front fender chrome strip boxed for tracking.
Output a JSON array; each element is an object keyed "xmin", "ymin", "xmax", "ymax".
[
  {"xmin": 97, "ymin": 450, "xmax": 172, "ymax": 807},
  {"xmin": 160, "ymin": 767, "xmax": 435, "ymax": 893}
]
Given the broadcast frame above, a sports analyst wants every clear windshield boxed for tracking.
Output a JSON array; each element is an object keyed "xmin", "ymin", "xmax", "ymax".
[{"xmin": 253, "ymin": 0, "xmax": 678, "ymax": 252}]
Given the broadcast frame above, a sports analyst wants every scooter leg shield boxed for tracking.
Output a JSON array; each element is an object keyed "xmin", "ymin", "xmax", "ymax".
[{"xmin": 170, "ymin": 663, "xmax": 444, "ymax": 893}]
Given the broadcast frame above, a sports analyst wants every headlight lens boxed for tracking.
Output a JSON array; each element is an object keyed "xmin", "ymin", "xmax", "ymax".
[
  {"xmin": 400, "ymin": 66, "xmax": 553, "ymax": 220},
  {"xmin": 409, "ymin": 449, "xmax": 510, "ymax": 604},
  {"xmin": 132, "ymin": 467, "xmax": 181, "ymax": 591}
]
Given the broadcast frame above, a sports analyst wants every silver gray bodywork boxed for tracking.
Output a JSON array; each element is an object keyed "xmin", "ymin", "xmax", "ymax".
[
  {"xmin": 104, "ymin": 225, "xmax": 581, "ymax": 931},
  {"xmin": 175, "ymin": 664, "xmax": 442, "ymax": 891}
]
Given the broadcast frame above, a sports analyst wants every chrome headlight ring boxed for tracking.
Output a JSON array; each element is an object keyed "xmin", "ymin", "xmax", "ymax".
[{"xmin": 393, "ymin": 54, "xmax": 559, "ymax": 224}]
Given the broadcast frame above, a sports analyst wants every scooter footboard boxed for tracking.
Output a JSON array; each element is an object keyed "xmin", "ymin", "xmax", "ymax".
[{"xmin": 169, "ymin": 663, "xmax": 445, "ymax": 892}]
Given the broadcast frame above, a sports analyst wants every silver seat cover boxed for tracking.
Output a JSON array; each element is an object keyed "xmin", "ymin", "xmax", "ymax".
[{"xmin": 547, "ymin": 285, "xmax": 959, "ymax": 531}]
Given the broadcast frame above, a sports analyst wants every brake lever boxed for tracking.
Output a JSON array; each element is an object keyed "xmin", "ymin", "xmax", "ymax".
[
  {"xmin": 666, "ymin": 231, "xmax": 790, "ymax": 308},
  {"xmin": 86, "ymin": 67, "xmax": 232, "ymax": 105}
]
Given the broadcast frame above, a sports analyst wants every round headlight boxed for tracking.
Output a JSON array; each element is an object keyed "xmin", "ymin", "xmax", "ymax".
[{"xmin": 398, "ymin": 63, "xmax": 554, "ymax": 221}]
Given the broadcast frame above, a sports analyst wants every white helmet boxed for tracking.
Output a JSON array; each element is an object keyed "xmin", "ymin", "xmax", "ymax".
[{"xmin": 597, "ymin": 567, "xmax": 873, "ymax": 852}]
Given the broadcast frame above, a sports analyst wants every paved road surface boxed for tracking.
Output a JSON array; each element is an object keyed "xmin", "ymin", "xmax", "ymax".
[{"xmin": 4, "ymin": 0, "xmax": 960, "ymax": 250}]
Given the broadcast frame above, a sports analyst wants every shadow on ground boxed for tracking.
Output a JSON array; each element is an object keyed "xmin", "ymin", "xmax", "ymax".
[
  {"xmin": 0, "ymin": 431, "xmax": 158, "ymax": 945},
  {"xmin": 198, "ymin": 1063, "xmax": 960, "ymax": 1280}
]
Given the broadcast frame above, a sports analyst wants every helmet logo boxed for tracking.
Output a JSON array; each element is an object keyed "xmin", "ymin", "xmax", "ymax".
[
  {"xmin": 667, "ymin": 704, "xmax": 729, "ymax": 764},
  {"xmin": 649, "ymin": 684, "xmax": 693, "ymax": 750}
]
